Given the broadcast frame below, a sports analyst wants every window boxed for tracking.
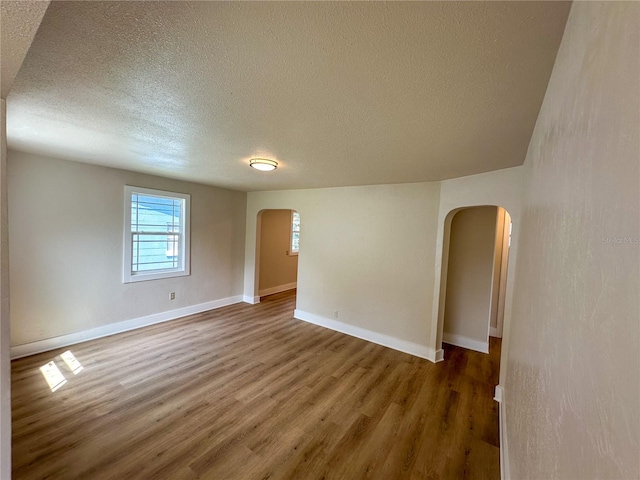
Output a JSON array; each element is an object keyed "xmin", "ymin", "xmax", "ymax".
[
  {"xmin": 290, "ymin": 210, "xmax": 300, "ymax": 255},
  {"xmin": 124, "ymin": 186, "xmax": 190, "ymax": 283}
]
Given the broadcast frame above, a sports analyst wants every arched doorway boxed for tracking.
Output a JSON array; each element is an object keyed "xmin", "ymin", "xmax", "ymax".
[{"xmin": 438, "ymin": 205, "xmax": 512, "ymax": 355}]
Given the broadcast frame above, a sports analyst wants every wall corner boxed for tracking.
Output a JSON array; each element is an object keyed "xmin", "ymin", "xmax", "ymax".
[{"xmin": 0, "ymin": 97, "xmax": 12, "ymax": 479}]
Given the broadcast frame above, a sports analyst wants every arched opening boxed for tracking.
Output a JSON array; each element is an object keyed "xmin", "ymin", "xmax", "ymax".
[
  {"xmin": 254, "ymin": 209, "xmax": 301, "ymax": 311},
  {"xmin": 438, "ymin": 205, "xmax": 513, "ymax": 357}
]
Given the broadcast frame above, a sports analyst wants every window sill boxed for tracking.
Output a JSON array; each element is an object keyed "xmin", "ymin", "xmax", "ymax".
[{"xmin": 124, "ymin": 269, "xmax": 190, "ymax": 284}]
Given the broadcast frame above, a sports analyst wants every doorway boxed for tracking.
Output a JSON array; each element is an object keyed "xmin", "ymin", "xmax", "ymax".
[
  {"xmin": 256, "ymin": 209, "xmax": 300, "ymax": 302},
  {"xmin": 441, "ymin": 206, "xmax": 512, "ymax": 354}
]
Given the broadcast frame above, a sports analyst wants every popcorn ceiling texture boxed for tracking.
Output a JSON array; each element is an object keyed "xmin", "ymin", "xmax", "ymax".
[
  {"xmin": 8, "ymin": 1, "xmax": 570, "ymax": 191},
  {"xmin": 507, "ymin": 2, "xmax": 640, "ymax": 478},
  {"xmin": 0, "ymin": 1, "xmax": 50, "ymax": 98}
]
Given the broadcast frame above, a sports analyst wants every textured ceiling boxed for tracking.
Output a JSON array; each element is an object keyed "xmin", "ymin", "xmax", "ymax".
[
  {"xmin": 7, "ymin": 1, "xmax": 571, "ymax": 191},
  {"xmin": 0, "ymin": 0, "xmax": 50, "ymax": 99}
]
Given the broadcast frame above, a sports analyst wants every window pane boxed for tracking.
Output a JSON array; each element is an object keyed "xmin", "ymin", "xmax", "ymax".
[
  {"xmin": 130, "ymin": 193, "xmax": 183, "ymax": 273},
  {"xmin": 125, "ymin": 186, "xmax": 190, "ymax": 283},
  {"xmin": 132, "ymin": 233, "xmax": 179, "ymax": 272},
  {"xmin": 291, "ymin": 211, "xmax": 301, "ymax": 252},
  {"xmin": 132, "ymin": 195, "xmax": 182, "ymax": 233},
  {"xmin": 292, "ymin": 212, "xmax": 301, "ymax": 232}
]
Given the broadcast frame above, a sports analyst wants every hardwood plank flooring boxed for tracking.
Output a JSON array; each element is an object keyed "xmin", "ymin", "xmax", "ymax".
[{"xmin": 11, "ymin": 291, "xmax": 501, "ymax": 479}]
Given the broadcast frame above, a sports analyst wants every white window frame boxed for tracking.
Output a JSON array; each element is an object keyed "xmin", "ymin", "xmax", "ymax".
[
  {"xmin": 123, "ymin": 186, "xmax": 191, "ymax": 283},
  {"xmin": 290, "ymin": 210, "xmax": 300, "ymax": 256}
]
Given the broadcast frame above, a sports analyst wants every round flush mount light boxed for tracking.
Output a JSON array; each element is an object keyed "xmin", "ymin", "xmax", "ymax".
[{"xmin": 249, "ymin": 158, "xmax": 278, "ymax": 171}]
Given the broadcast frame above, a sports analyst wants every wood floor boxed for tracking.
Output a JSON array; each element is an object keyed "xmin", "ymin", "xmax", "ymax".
[{"xmin": 11, "ymin": 291, "xmax": 501, "ymax": 480}]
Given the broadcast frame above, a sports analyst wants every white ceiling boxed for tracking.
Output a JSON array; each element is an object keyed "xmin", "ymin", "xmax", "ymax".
[
  {"xmin": 0, "ymin": 0, "xmax": 50, "ymax": 99},
  {"xmin": 7, "ymin": 1, "xmax": 571, "ymax": 192}
]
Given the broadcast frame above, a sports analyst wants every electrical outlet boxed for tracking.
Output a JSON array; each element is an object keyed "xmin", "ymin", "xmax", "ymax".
[
  {"xmin": 170, "ymin": 292, "xmax": 175, "ymax": 300},
  {"xmin": 333, "ymin": 310, "xmax": 339, "ymax": 319}
]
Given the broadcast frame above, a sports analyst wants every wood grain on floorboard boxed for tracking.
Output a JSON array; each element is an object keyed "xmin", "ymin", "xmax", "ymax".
[{"xmin": 11, "ymin": 290, "xmax": 501, "ymax": 479}]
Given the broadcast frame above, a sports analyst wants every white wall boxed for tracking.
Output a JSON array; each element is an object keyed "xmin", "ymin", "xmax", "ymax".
[
  {"xmin": 506, "ymin": 2, "xmax": 639, "ymax": 478},
  {"xmin": 1, "ymin": 4, "xmax": 51, "ymax": 473},
  {"xmin": 443, "ymin": 206, "xmax": 497, "ymax": 351},
  {"xmin": 245, "ymin": 182, "xmax": 441, "ymax": 357},
  {"xmin": 8, "ymin": 151, "xmax": 247, "ymax": 348},
  {"xmin": 258, "ymin": 209, "xmax": 298, "ymax": 295},
  {"xmin": 0, "ymin": 99, "xmax": 10, "ymax": 479},
  {"xmin": 244, "ymin": 170, "xmax": 523, "ymax": 362},
  {"xmin": 431, "ymin": 166, "xmax": 523, "ymax": 377}
]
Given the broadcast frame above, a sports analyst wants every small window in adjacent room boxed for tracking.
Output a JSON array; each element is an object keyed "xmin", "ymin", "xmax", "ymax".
[
  {"xmin": 123, "ymin": 186, "xmax": 190, "ymax": 283},
  {"xmin": 290, "ymin": 210, "xmax": 301, "ymax": 255}
]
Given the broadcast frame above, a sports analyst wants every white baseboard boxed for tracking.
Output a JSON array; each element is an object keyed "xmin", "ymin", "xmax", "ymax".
[
  {"xmin": 494, "ymin": 384, "xmax": 503, "ymax": 403},
  {"xmin": 490, "ymin": 326, "xmax": 501, "ymax": 338},
  {"xmin": 442, "ymin": 332, "xmax": 489, "ymax": 354},
  {"xmin": 10, "ymin": 295, "xmax": 244, "ymax": 359},
  {"xmin": 243, "ymin": 295, "xmax": 260, "ymax": 304},
  {"xmin": 294, "ymin": 309, "xmax": 439, "ymax": 363},
  {"xmin": 431, "ymin": 348, "xmax": 445, "ymax": 363},
  {"xmin": 495, "ymin": 385, "xmax": 510, "ymax": 480},
  {"xmin": 258, "ymin": 282, "xmax": 297, "ymax": 297}
]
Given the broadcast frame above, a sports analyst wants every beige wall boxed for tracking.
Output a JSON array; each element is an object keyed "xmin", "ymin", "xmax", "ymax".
[
  {"xmin": 493, "ymin": 208, "xmax": 511, "ymax": 337},
  {"xmin": 443, "ymin": 206, "xmax": 497, "ymax": 348},
  {"xmin": 489, "ymin": 207, "xmax": 506, "ymax": 331},
  {"xmin": 258, "ymin": 209, "xmax": 298, "ymax": 294},
  {"xmin": 506, "ymin": 2, "xmax": 639, "ymax": 478},
  {"xmin": 8, "ymin": 151, "xmax": 247, "ymax": 346},
  {"xmin": 245, "ymin": 182, "xmax": 441, "ymax": 351}
]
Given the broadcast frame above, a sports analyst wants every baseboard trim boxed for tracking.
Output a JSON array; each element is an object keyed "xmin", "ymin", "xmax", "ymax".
[
  {"xmin": 432, "ymin": 348, "xmax": 445, "ymax": 363},
  {"xmin": 495, "ymin": 385, "xmax": 510, "ymax": 480},
  {"xmin": 294, "ymin": 309, "xmax": 438, "ymax": 363},
  {"xmin": 442, "ymin": 332, "xmax": 489, "ymax": 354},
  {"xmin": 242, "ymin": 295, "xmax": 260, "ymax": 305},
  {"xmin": 494, "ymin": 384, "xmax": 503, "ymax": 403},
  {"xmin": 10, "ymin": 295, "xmax": 244, "ymax": 359},
  {"xmin": 259, "ymin": 282, "xmax": 297, "ymax": 297},
  {"xmin": 490, "ymin": 326, "xmax": 501, "ymax": 338}
]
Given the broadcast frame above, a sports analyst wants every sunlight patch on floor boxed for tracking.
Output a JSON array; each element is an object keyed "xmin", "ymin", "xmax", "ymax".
[
  {"xmin": 61, "ymin": 350, "xmax": 83, "ymax": 374},
  {"xmin": 39, "ymin": 361, "xmax": 67, "ymax": 392},
  {"xmin": 39, "ymin": 350, "xmax": 84, "ymax": 391}
]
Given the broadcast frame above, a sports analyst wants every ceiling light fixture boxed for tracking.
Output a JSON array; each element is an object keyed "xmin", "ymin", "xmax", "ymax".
[{"xmin": 249, "ymin": 158, "xmax": 278, "ymax": 172}]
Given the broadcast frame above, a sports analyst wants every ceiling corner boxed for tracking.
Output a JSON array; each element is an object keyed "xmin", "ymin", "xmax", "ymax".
[{"xmin": 1, "ymin": 0, "xmax": 51, "ymax": 99}]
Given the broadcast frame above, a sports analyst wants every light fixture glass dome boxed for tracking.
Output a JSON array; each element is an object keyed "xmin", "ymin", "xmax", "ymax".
[{"xmin": 249, "ymin": 158, "xmax": 278, "ymax": 171}]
